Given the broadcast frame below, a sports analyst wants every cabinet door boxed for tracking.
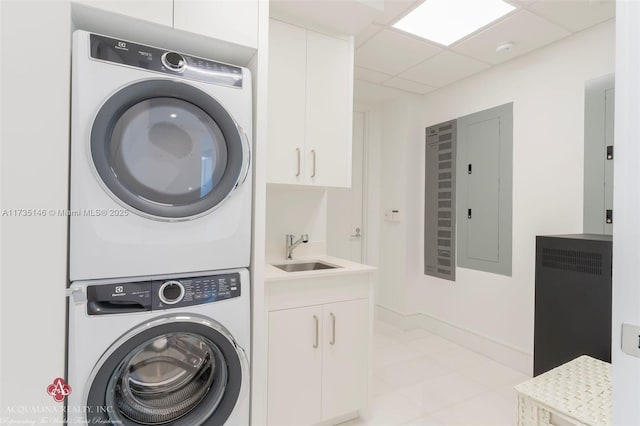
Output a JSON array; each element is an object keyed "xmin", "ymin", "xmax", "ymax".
[
  {"xmin": 268, "ymin": 305, "xmax": 323, "ymax": 425},
  {"xmin": 267, "ymin": 19, "xmax": 307, "ymax": 185},
  {"xmin": 321, "ymin": 298, "xmax": 369, "ymax": 420},
  {"xmin": 305, "ymin": 31, "xmax": 353, "ymax": 187},
  {"xmin": 173, "ymin": 0, "xmax": 258, "ymax": 48},
  {"xmin": 72, "ymin": 0, "xmax": 173, "ymax": 26}
]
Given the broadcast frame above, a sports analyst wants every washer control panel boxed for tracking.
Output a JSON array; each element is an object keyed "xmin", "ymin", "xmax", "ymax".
[
  {"xmin": 86, "ymin": 273, "xmax": 241, "ymax": 315},
  {"xmin": 89, "ymin": 33, "xmax": 243, "ymax": 88}
]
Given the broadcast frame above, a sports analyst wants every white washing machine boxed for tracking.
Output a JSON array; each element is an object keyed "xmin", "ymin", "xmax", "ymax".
[
  {"xmin": 66, "ymin": 268, "xmax": 250, "ymax": 425},
  {"xmin": 70, "ymin": 31, "xmax": 252, "ymax": 281}
]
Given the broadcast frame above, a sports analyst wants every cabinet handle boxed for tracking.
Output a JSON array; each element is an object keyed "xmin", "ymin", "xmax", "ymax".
[
  {"xmin": 296, "ymin": 147, "xmax": 301, "ymax": 177},
  {"xmin": 311, "ymin": 149, "xmax": 317, "ymax": 178},
  {"xmin": 330, "ymin": 313, "xmax": 336, "ymax": 345},
  {"xmin": 313, "ymin": 315, "xmax": 319, "ymax": 348}
]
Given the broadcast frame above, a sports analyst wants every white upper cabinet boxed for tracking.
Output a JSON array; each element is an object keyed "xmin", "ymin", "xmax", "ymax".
[
  {"xmin": 174, "ymin": 0, "xmax": 258, "ymax": 48},
  {"xmin": 305, "ymin": 31, "xmax": 353, "ymax": 187},
  {"xmin": 72, "ymin": 0, "xmax": 258, "ymax": 48},
  {"xmin": 268, "ymin": 18, "xmax": 354, "ymax": 188},
  {"xmin": 267, "ymin": 19, "xmax": 308, "ymax": 185}
]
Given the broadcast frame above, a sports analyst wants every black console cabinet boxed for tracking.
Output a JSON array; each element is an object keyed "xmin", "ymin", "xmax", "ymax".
[{"xmin": 534, "ymin": 234, "xmax": 612, "ymax": 376}]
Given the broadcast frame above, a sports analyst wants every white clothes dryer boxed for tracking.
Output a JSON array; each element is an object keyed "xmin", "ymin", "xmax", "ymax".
[
  {"xmin": 66, "ymin": 268, "xmax": 250, "ymax": 425},
  {"xmin": 70, "ymin": 31, "xmax": 252, "ymax": 281}
]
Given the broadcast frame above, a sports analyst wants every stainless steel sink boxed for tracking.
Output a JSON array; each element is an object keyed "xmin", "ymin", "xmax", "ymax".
[{"xmin": 273, "ymin": 261, "xmax": 339, "ymax": 272}]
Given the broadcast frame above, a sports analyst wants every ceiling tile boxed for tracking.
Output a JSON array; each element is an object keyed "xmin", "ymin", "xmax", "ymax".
[
  {"xmin": 373, "ymin": 0, "xmax": 422, "ymax": 25},
  {"xmin": 355, "ymin": 66, "xmax": 393, "ymax": 84},
  {"xmin": 270, "ymin": 0, "xmax": 385, "ymax": 35},
  {"xmin": 354, "ymin": 79, "xmax": 409, "ymax": 103},
  {"xmin": 529, "ymin": 0, "xmax": 615, "ymax": 32},
  {"xmin": 355, "ymin": 23, "xmax": 383, "ymax": 47},
  {"xmin": 355, "ymin": 29, "xmax": 442, "ymax": 75},
  {"xmin": 452, "ymin": 10, "xmax": 570, "ymax": 64},
  {"xmin": 383, "ymin": 77, "xmax": 436, "ymax": 94},
  {"xmin": 399, "ymin": 51, "xmax": 490, "ymax": 87}
]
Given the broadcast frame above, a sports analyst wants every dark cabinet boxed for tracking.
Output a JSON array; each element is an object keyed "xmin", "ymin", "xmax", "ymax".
[{"xmin": 534, "ymin": 234, "xmax": 612, "ymax": 376}]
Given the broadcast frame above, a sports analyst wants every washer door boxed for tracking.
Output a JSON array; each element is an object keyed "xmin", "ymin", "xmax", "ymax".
[
  {"xmin": 85, "ymin": 316, "xmax": 247, "ymax": 426},
  {"xmin": 91, "ymin": 80, "xmax": 250, "ymax": 221}
]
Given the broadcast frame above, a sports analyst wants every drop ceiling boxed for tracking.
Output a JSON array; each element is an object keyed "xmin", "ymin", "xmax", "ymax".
[{"xmin": 271, "ymin": 0, "xmax": 615, "ymax": 102}]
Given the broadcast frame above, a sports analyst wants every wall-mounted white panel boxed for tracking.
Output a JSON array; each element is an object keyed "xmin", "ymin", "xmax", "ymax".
[
  {"xmin": 72, "ymin": 0, "xmax": 172, "ymax": 26},
  {"xmin": 173, "ymin": 0, "xmax": 258, "ymax": 49}
]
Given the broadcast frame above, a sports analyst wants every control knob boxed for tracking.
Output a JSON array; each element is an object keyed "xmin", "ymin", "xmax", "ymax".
[
  {"xmin": 159, "ymin": 280, "xmax": 185, "ymax": 305},
  {"xmin": 161, "ymin": 52, "xmax": 186, "ymax": 72}
]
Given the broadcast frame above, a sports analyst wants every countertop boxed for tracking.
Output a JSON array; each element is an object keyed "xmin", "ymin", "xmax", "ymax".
[{"xmin": 264, "ymin": 255, "xmax": 377, "ymax": 282}]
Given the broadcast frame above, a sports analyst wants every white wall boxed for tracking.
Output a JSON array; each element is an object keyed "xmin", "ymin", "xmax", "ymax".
[
  {"xmin": 375, "ymin": 20, "xmax": 615, "ymax": 373},
  {"xmin": 612, "ymin": 3, "xmax": 640, "ymax": 424},
  {"xmin": 377, "ymin": 95, "xmax": 422, "ymax": 314},
  {"xmin": 265, "ymin": 184, "xmax": 328, "ymax": 262},
  {"xmin": 1, "ymin": 1, "xmax": 71, "ymax": 422}
]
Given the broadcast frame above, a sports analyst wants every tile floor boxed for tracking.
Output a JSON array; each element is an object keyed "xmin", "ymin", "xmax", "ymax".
[{"xmin": 342, "ymin": 321, "xmax": 530, "ymax": 426}]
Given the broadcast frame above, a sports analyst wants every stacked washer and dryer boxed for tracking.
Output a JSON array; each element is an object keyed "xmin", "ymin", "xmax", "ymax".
[{"xmin": 67, "ymin": 31, "xmax": 252, "ymax": 425}]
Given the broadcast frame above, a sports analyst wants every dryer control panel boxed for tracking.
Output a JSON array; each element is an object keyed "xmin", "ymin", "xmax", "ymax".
[
  {"xmin": 86, "ymin": 273, "xmax": 241, "ymax": 315},
  {"xmin": 89, "ymin": 33, "xmax": 243, "ymax": 88}
]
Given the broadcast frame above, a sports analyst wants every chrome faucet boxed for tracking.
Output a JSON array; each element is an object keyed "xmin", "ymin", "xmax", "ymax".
[{"xmin": 286, "ymin": 233, "xmax": 309, "ymax": 260}]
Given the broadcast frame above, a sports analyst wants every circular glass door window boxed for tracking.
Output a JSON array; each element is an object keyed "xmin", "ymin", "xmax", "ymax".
[
  {"xmin": 86, "ymin": 319, "xmax": 244, "ymax": 426},
  {"xmin": 109, "ymin": 98, "xmax": 227, "ymax": 207},
  {"xmin": 91, "ymin": 80, "xmax": 247, "ymax": 220},
  {"xmin": 106, "ymin": 333, "xmax": 226, "ymax": 425}
]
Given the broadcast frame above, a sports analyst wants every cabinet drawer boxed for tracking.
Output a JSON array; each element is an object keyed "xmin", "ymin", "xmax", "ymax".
[{"xmin": 268, "ymin": 273, "xmax": 370, "ymax": 311}]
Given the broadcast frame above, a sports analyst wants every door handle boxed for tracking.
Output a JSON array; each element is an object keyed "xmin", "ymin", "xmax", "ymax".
[
  {"xmin": 313, "ymin": 315, "xmax": 319, "ymax": 348},
  {"xmin": 330, "ymin": 313, "xmax": 336, "ymax": 345},
  {"xmin": 311, "ymin": 149, "xmax": 317, "ymax": 178},
  {"xmin": 296, "ymin": 147, "xmax": 301, "ymax": 177},
  {"xmin": 350, "ymin": 227, "xmax": 361, "ymax": 238}
]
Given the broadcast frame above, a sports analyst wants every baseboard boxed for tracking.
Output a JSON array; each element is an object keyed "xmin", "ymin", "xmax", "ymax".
[{"xmin": 375, "ymin": 305, "xmax": 533, "ymax": 376}]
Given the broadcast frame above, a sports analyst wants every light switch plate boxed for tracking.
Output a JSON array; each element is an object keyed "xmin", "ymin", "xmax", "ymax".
[{"xmin": 621, "ymin": 323, "xmax": 640, "ymax": 358}]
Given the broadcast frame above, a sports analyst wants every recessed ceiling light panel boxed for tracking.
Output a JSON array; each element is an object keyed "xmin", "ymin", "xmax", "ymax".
[{"xmin": 392, "ymin": 0, "xmax": 516, "ymax": 46}]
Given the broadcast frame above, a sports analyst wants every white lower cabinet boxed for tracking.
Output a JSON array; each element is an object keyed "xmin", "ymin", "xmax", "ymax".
[
  {"xmin": 267, "ymin": 298, "xmax": 369, "ymax": 425},
  {"xmin": 268, "ymin": 305, "xmax": 323, "ymax": 425},
  {"xmin": 321, "ymin": 299, "xmax": 369, "ymax": 421}
]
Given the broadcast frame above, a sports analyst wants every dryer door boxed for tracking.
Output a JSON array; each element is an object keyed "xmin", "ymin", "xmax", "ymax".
[
  {"xmin": 85, "ymin": 315, "xmax": 247, "ymax": 426},
  {"xmin": 91, "ymin": 80, "xmax": 250, "ymax": 221}
]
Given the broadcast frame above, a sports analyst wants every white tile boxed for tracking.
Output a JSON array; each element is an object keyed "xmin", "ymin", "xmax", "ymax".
[
  {"xmin": 458, "ymin": 359, "xmax": 530, "ymax": 389},
  {"xmin": 398, "ymin": 372, "xmax": 490, "ymax": 413},
  {"xmin": 427, "ymin": 346, "xmax": 492, "ymax": 370},
  {"xmin": 356, "ymin": 29, "xmax": 442, "ymax": 75},
  {"xmin": 452, "ymin": 10, "xmax": 570, "ymax": 64},
  {"xmin": 356, "ymin": 24, "xmax": 384, "ymax": 48},
  {"xmin": 371, "ymin": 373, "xmax": 394, "ymax": 397},
  {"xmin": 399, "ymin": 51, "xmax": 489, "ymax": 88},
  {"xmin": 355, "ymin": 66, "xmax": 393, "ymax": 84},
  {"xmin": 396, "ymin": 328, "xmax": 436, "ymax": 343},
  {"xmin": 402, "ymin": 414, "xmax": 441, "ymax": 426},
  {"xmin": 383, "ymin": 77, "xmax": 436, "ymax": 95},
  {"xmin": 365, "ymin": 393, "xmax": 424, "ymax": 425},
  {"xmin": 374, "ymin": 320, "xmax": 403, "ymax": 336},
  {"xmin": 376, "ymin": 355, "xmax": 453, "ymax": 388},
  {"xmin": 406, "ymin": 335, "xmax": 465, "ymax": 355},
  {"xmin": 373, "ymin": 0, "xmax": 422, "ymax": 25},
  {"xmin": 337, "ymin": 417, "xmax": 368, "ymax": 426},
  {"xmin": 529, "ymin": 0, "xmax": 615, "ymax": 33},
  {"xmin": 373, "ymin": 332, "xmax": 399, "ymax": 349},
  {"xmin": 430, "ymin": 392, "xmax": 517, "ymax": 426},
  {"xmin": 373, "ymin": 339, "xmax": 422, "ymax": 368},
  {"xmin": 494, "ymin": 383, "xmax": 521, "ymax": 406}
]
